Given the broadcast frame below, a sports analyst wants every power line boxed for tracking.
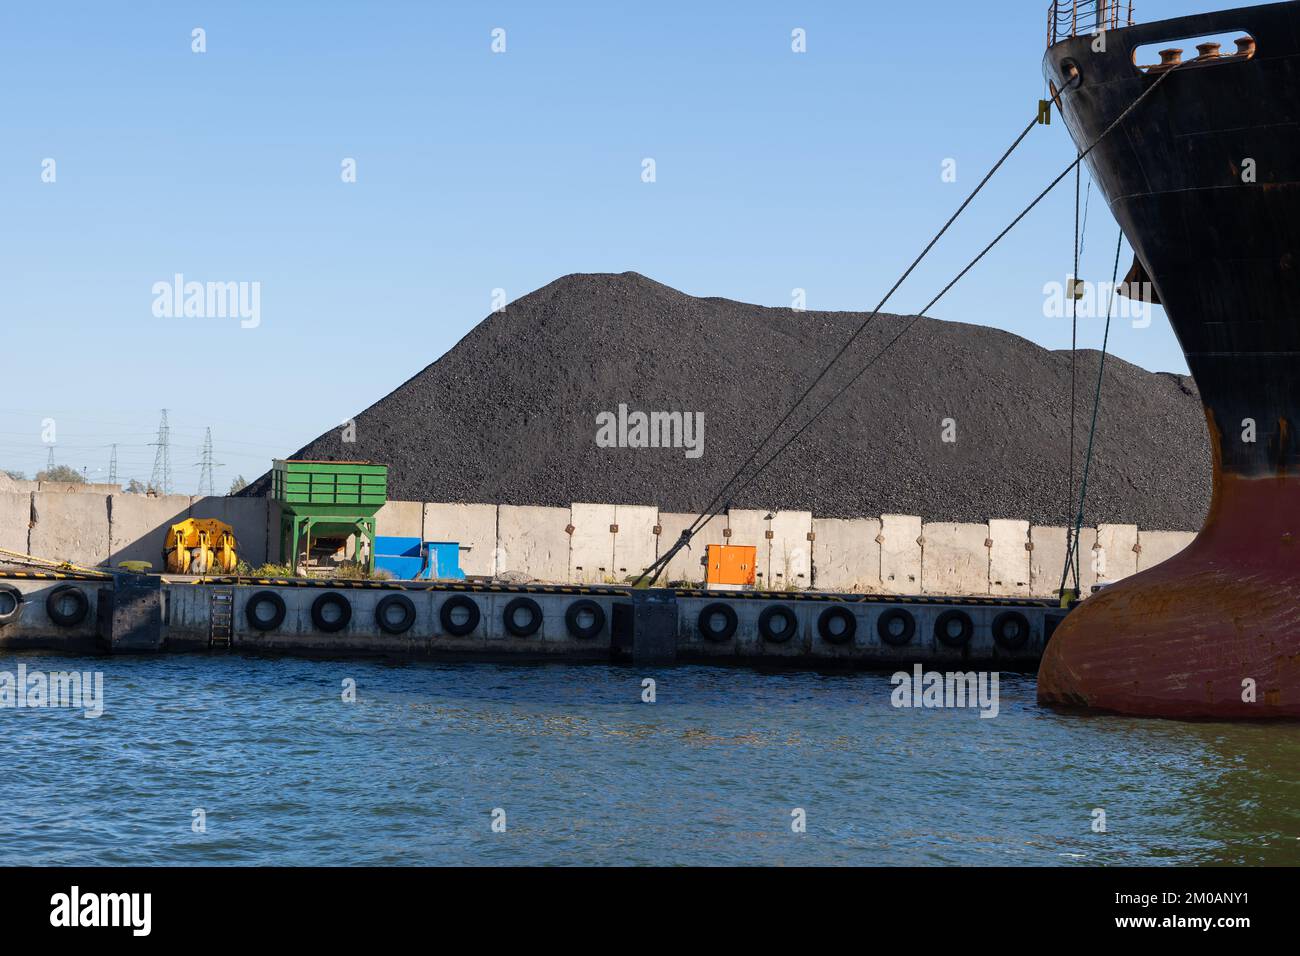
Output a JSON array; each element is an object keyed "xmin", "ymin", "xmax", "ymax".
[
  {"xmin": 196, "ymin": 427, "xmax": 222, "ymax": 497},
  {"xmin": 149, "ymin": 409, "xmax": 172, "ymax": 495}
]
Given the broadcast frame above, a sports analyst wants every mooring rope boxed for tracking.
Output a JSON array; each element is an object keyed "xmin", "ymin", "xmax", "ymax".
[
  {"xmin": 1058, "ymin": 227, "xmax": 1126, "ymax": 600},
  {"xmin": 639, "ymin": 63, "xmax": 1182, "ymax": 587}
]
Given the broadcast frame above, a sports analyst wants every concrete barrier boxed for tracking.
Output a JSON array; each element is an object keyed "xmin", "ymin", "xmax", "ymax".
[
  {"xmin": 497, "ymin": 505, "xmax": 570, "ymax": 583},
  {"xmin": 373, "ymin": 500, "xmax": 424, "ymax": 540},
  {"xmin": 1029, "ymin": 525, "xmax": 1098, "ymax": 597},
  {"xmin": 569, "ymin": 502, "xmax": 616, "ymax": 583},
  {"xmin": 724, "ymin": 510, "xmax": 768, "ymax": 581},
  {"xmin": 423, "ymin": 503, "xmax": 498, "ymax": 578},
  {"xmin": 38, "ymin": 481, "xmax": 120, "ymax": 495},
  {"xmin": 880, "ymin": 514, "xmax": 923, "ymax": 594},
  {"xmin": 1095, "ymin": 523, "xmax": 1139, "ymax": 585},
  {"xmin": 988, "ymin": 519, "xmax": 1031, "ymax": 597},
  {"xmin": 106, "ymin": 494, "xmax": 193, "ymax": 569},
  {"xmin": 921, "ymin": 522, "xmax": 989, "ymax": 595},
  {"xmin": 811, "ymin": 517, "xmax": 881, "ymax": 592},
  {"xmin": 768, "ymin": 510, "xmax": 812, "ymax": 589},
  {"xmin": 1137, "ymin": 530, "xmax": 1196, "ymax": 571},
  {"xmin": 0, "ymin": 492, "xmax": 30, "ymax": 555},
  {"xmin": 30, "ymin": 491, "xmax": 111, "ymax": 567},
  {"xmin": 612, "ymin": 505, "xmax": 658, "ymax": 581},
  {"xmin": 0, "ymin": 487, "xmax": 1206, "ymax": 598},
  {"xmin": 655, "ymin": 512, "xmax": 724, "ymax": 584},
  {"xmin": 189, "ymin": 496, "xmax": 273, "ymax": 568}
]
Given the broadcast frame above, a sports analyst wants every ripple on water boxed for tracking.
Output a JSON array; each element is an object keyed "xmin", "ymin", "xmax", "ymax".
[{"xmin": 1, "ymin": 652, "xmax": 1298, "ymax": 865}]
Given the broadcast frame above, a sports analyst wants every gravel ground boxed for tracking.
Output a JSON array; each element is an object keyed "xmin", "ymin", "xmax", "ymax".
[{"xmin": 243, "ymin": 272, "xmax": 1212, "ymax": 530}]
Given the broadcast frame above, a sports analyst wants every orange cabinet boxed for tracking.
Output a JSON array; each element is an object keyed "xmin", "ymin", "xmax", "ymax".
[{"xmin": 705, "ymin": 544, "xmax": 756, "ymax": 588}]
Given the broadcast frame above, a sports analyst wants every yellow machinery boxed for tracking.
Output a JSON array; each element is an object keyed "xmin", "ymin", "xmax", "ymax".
[{"xmin": 164, "ymin": 519, "xmax": 238, "ymax": 574}]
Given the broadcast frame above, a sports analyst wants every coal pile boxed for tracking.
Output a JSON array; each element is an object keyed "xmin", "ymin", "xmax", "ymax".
[{"xmin": 243, "ymin": 272, "xmax": 1212, "ymax": 531}]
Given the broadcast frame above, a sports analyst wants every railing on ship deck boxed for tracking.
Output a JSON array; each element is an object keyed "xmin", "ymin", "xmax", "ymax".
[{"xmin": 1048, "ymin": 0, "xmax": 1135, "ymax": 46}]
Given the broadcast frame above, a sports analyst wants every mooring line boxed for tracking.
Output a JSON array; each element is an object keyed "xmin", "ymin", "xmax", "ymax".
[{"xmin": 641, "ymin": 63, "xmax": 1183, "ymax": 586}]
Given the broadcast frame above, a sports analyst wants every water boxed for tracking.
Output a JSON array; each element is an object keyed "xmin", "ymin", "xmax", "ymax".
[{"xmin": 2, "ymin": 650, "xmax": 1297, "ymax": 866}]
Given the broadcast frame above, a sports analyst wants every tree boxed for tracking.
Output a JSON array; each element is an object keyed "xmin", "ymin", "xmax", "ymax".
[
  {"xmin": 125, "ymin": 478, "xmax": 146, "ymax": 494},
  {"xmin": 228, "ymin": 475, "xmax": 248, "ymax": 495},
  {"xmin": 3, "ymin": 469, "xmax": 25, "ymax": 481},
  {"xmin": 35, "ymin": 465, "xmax": 85, "ymax": 484}
]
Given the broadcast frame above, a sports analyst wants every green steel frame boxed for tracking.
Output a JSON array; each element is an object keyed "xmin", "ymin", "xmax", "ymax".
[{"xmin": 271, "ymin": 460, "xmax": 387, "ymax": 574}]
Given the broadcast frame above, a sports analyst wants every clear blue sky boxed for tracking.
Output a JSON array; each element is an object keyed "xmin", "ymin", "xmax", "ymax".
[{"xmin": 0, "ymin": 0, "xmax": 1222, "ymax": 493}]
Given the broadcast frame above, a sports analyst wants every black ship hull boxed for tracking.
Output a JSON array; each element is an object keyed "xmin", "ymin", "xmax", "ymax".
[{"xmin": 1040, "ymin": 1, "xmax": 1300, "ymax": 717}]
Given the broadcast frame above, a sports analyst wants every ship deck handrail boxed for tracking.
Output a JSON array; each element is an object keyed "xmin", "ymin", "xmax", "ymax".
[{"xmin": 1048, "ymin": 0, "xmax": 1135, "ymax": 47}]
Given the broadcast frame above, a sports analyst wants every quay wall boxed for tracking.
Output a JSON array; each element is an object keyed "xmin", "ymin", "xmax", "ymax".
[{"xmin": 0, "ymin": 489, "xmax": 1197, "ymax": 598}]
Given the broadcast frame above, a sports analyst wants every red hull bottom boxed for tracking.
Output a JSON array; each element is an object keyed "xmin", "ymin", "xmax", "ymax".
[{"xmin": 1038, "ymin": 473, "xmax": 1300, "ymax": 718}]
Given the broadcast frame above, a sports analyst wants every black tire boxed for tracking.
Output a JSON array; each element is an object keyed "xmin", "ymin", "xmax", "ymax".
[
  {"xmin": 758, "ymin": 605, "xmax": 798, "ymax": 644},
  {"xmin": 698, "ymin": 602, "xmax": 737, "ymax": 642},
  {"xmin": 564, "ymin": 599, "xmax": 605, "ymax": 640},
  {"xmin": 934, "ymin": 609, "xmax": 974, "ymax": 648},
  {"xmin": 375, "ymin": 594, "xmax": 417, "ymax": 635},
  {"xmin": 817, "ymin": 606, "xmax": 856, "ymax": 646},
  {"xmin": 503, "ymin": 597, "xmax": 543, "ymax": 637},
  {"xmin": 877, "ymin": 607, "xmax": 916, "ymax": 646},
  {"xmin": 311, "ymin": 592, "xmax": 352, "ymax": 633},
  {"xmin": 992, "ymin": 610, "xmax": 1031, "ymax": 651},
  {"xmin": 46, "ymin": 585, "xmax": 89, "ymax": 627},
  {"xmin": 246, "ymin": 590, "xmax": 286, "ymax": 631},
  {"xmin": 439, "ymin": 595, "xmax": 480, "ymax": 636},
  {"xmin": 0, "ymin": 584, "xmax": 23, "ymax": 626}
]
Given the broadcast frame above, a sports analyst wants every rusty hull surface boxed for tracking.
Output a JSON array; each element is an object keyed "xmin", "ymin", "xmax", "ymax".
[{"xmin": 1039, "ymin": 469, "xmax": 1300, "ymax": 717}]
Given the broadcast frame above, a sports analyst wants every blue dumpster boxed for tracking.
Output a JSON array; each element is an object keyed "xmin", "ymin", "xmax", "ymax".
[
  {"xmin": 426, "ymin": 541, "xmax": 465, "ymax": 580},
  {"xmin": 374, "ymin": 536, "xmax": 426, "ymax": 580}
]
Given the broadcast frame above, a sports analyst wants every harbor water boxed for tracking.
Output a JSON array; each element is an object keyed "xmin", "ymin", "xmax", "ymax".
[{"xmin": 2, "ymin": 651, "xmax": 1297, "ymax": 866}]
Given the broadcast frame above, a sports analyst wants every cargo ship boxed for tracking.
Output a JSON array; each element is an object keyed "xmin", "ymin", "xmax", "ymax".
[{"xmin": 1039, "ymin": 1, "xmax": 1300, "ymax": 716}]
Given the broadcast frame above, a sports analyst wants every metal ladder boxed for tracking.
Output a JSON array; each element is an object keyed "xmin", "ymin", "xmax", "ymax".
[{"xmin": 209, "ymin": 588, "xmax": 234, "ymax": 649}]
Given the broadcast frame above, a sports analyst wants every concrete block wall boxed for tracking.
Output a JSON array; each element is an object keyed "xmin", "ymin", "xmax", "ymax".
[
  {"xmin": 612, "ymin": 505, "xmax": 658, "ymax": 582},
  {"xmin": 879, "ymin": 515, "xmax": 923, "ymax": 593},
  {"xmin": 0, "ymin": 487, "xmax": 1202, "ymax": 597},
  {"xmin": 108, "ymin": 494, "xmax": 193, "ymax": 566},
  {"xmin": 724, "ymin": 510, "xmax": 767, "ymax": 583},
  {"xmin": 811, "ymin": 517, "xmax": 882, "ymax": 593},
  {"xmin": 29, "ymin": 491, "xmax": 111, "ymax": 567},
  {"xmin": 372, "ymin": 500, "xmax": 425, "ymax": 541},
  {"xmin": 1096, "ymin": 523, "xmax": 1140, "ymax": 584},
  {"xmin": 568, "ymin": 502, "xmax": 617, "ymax": 584},
  {"xmin": 656, "ymin": 512, "xmax": 724, "ymax": 584},
  {"xmin": 496, "ymin": 505, "xmax": 570, "ymax": 582},
  {"xmin": 1029, "ymin": 526, "xmax": 1099, "ymax": 597},
  {"xmin": 1137, "ymin": 530, "xmax": 1195, "ymax": 571},
  {"xmin": 921, "ymin": 522, "xmax": 989, "ymax": 596},
  {"xmin": 0, "ymin": 492, "xmax": 30, "ymax": 555},
  {"xmin": 423, "ymin": 503, "xmax": 498, "ymax": 577},
  {"xmin": 190, "ymin": 496, "xmax": 274, "ymax": 568},
  {"xmin": 988, "ymin": 519, "xmax": 1031, "ymax": 597},
  {"xmin": 767, "ymin": 510, "xmax": 812, "ymax": 589}
]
